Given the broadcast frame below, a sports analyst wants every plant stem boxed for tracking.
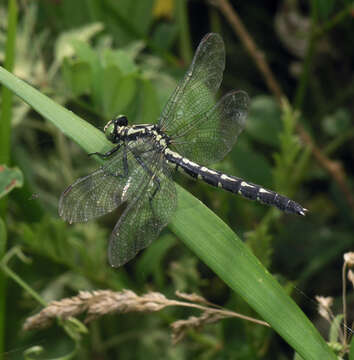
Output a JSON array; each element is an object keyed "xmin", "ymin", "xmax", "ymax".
[
  {"xmin": 0, "ymin": 247, "xmax": 47, "ymax": 307},
  {"xmin": 0, "ymin": 1, "xmax": 18, "ymax": 358},
  {"xmin": 175, "ymin": 0, "xmax": 192, "ymax": 64},
  {"xmin": 293, "ymin": 1, "xmax": 318, "ymax": 110},
  {"xmin": 315, "ymin": 3, "xmax": 354, "ymax": 39}
]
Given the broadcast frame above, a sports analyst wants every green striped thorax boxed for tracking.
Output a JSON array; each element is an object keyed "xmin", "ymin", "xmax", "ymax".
[{"xmin": 104, "ymin": 115, "xmax": 128, "ymax": 142}]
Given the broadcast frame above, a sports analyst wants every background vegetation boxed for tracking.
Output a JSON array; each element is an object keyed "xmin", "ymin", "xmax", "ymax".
[{"xmin": 0, "ymin": 0, "xmax": 354, "ymax": 359}]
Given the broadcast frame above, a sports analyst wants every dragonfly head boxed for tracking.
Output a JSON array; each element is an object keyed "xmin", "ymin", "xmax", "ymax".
[{"xmin": 104, "ymin": 115, "xmax": 128, "ymax": 141}]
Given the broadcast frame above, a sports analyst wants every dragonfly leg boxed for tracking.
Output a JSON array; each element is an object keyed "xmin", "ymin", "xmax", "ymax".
[
  {"xmin": 95, "ymin": 144, "xmax": 130, "ymax": 179},
  {"xmin": 88, "ymin": 144, "xmax": 122, "ymax": 158},
  {"xmin": 129, "ymin": 148, "xmax": 161, "ymax": 200},
  {"xmin": 121, "ymin": 145, "xmax": 129, "ymax": 177},
  {"xmin": 149, "ymin": 175, "xmax": 161, "ymax": 201}
]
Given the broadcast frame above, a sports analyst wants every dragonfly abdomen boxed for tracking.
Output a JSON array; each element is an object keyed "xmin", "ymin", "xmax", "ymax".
[{"xmin": 164, "ymin": 148, "xmax": 307, "ymax": 216}]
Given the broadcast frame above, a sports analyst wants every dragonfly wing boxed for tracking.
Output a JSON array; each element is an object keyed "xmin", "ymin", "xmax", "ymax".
[
  {"xmin": 172, "ymin": 90, "xmax": 249, "ymax": 165},
  {"xmin": 158, "ymin": 33, "xmax": 225, "ymax": 135},
  {"xmin": 58, "ymin": 139, "xmax": 156, "ymax": 223},
  {"xmin": 108, "ymin": 159, "xmax": 177, "ymax": 267}
]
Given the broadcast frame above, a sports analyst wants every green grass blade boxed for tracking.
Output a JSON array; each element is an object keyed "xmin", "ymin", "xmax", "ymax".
[
  {"xmin": 171, "ymin": 188, "xmax": 335, "ymax": 359},
  {"xmin": 0, "ymin": 65, "xmax": 335, "ymax": 360},
  {"xmin": 0, "ymin": 0, "xmax": 17, "ymax": 167},
  {"xmin": 0, "ymin": 1, "xmax": 18, "ymax": 358},
  {"xmin": 0, "ymin": 217, "xmax": 6, "ymax": 360}
]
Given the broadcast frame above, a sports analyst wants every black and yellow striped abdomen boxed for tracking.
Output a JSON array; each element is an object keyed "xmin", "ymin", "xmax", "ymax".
[{"xmin": 163, "ymin": 148, "xmax": 306, "ymax": 216}]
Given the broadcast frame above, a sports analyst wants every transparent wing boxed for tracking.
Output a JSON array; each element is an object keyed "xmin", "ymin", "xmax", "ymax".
[
  {"xmin": 58, "ymin": 139, "xmax": 156, "ymax": 223},
  {"xmin": 158, "ymin": 33, "xmax": 225, "ymax": 135},
  {"xmin": 171, "ymin": 90, "xmax": 249, "ymax": 165},
  {"xmin": 108, "ymin": 158, "xmax": 177, "ymax": 267}
]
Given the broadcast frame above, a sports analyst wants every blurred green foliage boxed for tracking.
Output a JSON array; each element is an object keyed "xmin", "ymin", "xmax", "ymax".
[{"xmin": 1, "ymin": 0, "xmax": 354, "ymax": 359}]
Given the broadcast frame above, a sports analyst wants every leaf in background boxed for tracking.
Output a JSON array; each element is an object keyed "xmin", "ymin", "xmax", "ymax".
[
  {"xmin": 101, "ymin": 68, "xmax": 137, "ymax": 119},
  {"xmin": 69, "ymin": 40, "xmax": 102, "ymax": 109},
  {"xmin": 246, "ymin": 95, "xmax": 282, "ymax": 147},
  {"xmin": 103, "ymin": 49, "xmax": 139, "ymax": 75},
  {"xmin": 62, "ymin": 58, "xmax": 91, "ymax": 97},
  {"xmin": 135, "ymin": 233, "xmax": 177, "ymax": 287},
  {"xmin": 70, "ymin": 40, "xmax": 99, "ymax": 66},
  {"xmin": 245, "ymin": 221, "xmax": 273, "ymax": 268},
  {"xmin": 62, "ymin": 41, "xmax": 141, "ymax": 119},
  {"xmin": 129, "ymin": 78, "xmax": 161, "ymax": 124},
  {"xmin": 54, "ymin": 22, "xmax": 104, "ymax": 65},
  {"xmin": 349, "ymin": 336, "xmax": 354, "ymax": 360},
  {"xmin": 168, "ymin": 256, "xmax": 205, "ymax": 292},
  {"xmin": 119, "ymin": 41, "xmax": 146, "ymax": 60},
  {"xmin": 109, "ymin": 0, "xmax": 154, "ymax": 35},
  {"xmin": 23, "ymin": 341, "xmax": 78, "ymax": 360},
  {"xmin": 316, "ymin": 0, "xmax": 335, "ymax": 20},
  {"xmin": 151, "ymin": 71, "xmax": 177, "ymax": 112},
  {"xmin": 328, "ymin": 314, "xmax": 343, "ymax": 343},
  {"xmin": 0, "ymin": 165, "xmax": 23, "ymax": 199},
  {"xmin": 18, "ymin": 216, "xmax": 125, "ymax": 289},
  {"xmin": 322, "ymin": 108, "xmax": 351, "ymax": 136},
  {"xmin": 0, "ymin": 217, "xmax": 6, "ymax": 257},
  {"xmin": 103, "ymin": 0, "xmax": 155, "ymax": 44},
  {"xmin": 231, "ymin": 141, "xmax": 273, "ymax": 187},
  {"xmin": 273, "ymin": 100, "xmax": 307, "ymax": 196},
  {"xmin": 152, "ymin": 23, "xmax": 178, "ymax": 51}
]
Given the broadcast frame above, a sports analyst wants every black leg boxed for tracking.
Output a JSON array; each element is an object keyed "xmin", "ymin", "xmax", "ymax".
[
  {"xmin": 101, "ymin": 144, "xmax": 130, "ymax": 179},
  {"xmin": 91, "ymin": 142, "xmax": 128, "ymax": 179},
  {"xmin": 149, "ymin": 175, "xmax": 161, "ymax": 201},
  {"xmin": 122, "ymin": 145, "xmax": 129, "ymax": 177},
  {"xmin": 88, "ymin": 143, "xmax": 122, "ymax": 158},
  {"xmin": 148, "ymin": 175, "xmax": 161, "ymax": 219},
  {"xmin": 128, "ymin": 147, "xmax": 161, "ymax": 200}
]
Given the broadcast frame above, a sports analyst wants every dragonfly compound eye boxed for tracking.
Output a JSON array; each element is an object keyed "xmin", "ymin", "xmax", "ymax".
[
  {"xmin": 116, "ymin": 115, "xmax": 128, "ymax": 126},
  {"xmin": 104, "ymin": 121, "xmax": 116, "ymax": 141}
]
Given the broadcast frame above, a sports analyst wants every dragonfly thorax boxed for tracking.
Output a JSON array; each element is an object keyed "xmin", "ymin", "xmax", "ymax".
[{"xmin": 104, "ymin": 115, "xmax": 170, "ymax": 150}]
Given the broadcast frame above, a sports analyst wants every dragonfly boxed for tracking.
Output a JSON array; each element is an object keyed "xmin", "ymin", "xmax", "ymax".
[{"xmin": 59, "ymin": 33, "xmax": 307, "ymax": 267}]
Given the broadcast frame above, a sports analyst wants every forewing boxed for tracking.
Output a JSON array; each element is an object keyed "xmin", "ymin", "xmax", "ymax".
[
  {"xmin": 58, "ymin": 139, "xmax": 156, "ymax": 223},
  {"xmin": 108, "ymin": 159, "xmax": 177, "ymax": 267},
  {"xmin": 158, "ymin": 33, "xmax": 225, "ymax": 135},
  {"xmin": 171, "ymin": 90, "xmax": 250, "ymax": 165}
]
